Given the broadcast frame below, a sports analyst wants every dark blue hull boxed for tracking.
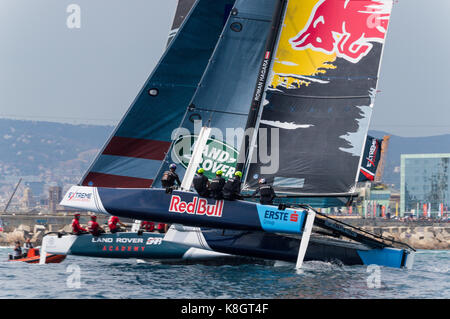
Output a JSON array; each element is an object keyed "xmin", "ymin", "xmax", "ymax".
[
  {"xmin": 199, "ymin": 229, "xmax": 410, "ymax": 267},
  {"xmin": 97, "ymin": 188, "xmax": 307, "ymax": 234},
  {"xmin": 43, "ymin": 231, "xmax": 267, "ymax": 264},
  {"xmin": 68, "ymin": 232, "xmax": 188, "ymax": 259}
]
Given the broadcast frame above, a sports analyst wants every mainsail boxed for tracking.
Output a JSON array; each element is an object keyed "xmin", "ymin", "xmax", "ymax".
[
  {"xmin": 153, "ymin": 0, "xmax": 279, "ymax": 185},
  {"xmin": 242, "ymin": 0, "xmax": 393, "ymax": 196},
  {"xmin": 80, "ymin": 0, "xmax": 235, "ymax": 188}
]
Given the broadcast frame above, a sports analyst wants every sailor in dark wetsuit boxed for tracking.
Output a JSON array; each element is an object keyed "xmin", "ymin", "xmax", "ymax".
[
  {"xmin": 222, "ymin": 171, "xmax": 242, "ymax": 200},
  {"xmin": 161, "ymin": 163, "xmax": 181, "ymax": 192},
  {"xmin": 12, "ymin": 242, "xmax": 23, "ymax": 260},
  {"xmin": 210, "ymin": 170, "xmax": 226, "ymax": 200},
  {"xmin": 193, "ymin": 168, "xmax": 210, "ymax": 197},
  {"xmin": 23, "ymin": 238, "xmax": 33, "ymax": 255},
  {"xmin": 253, "ymin": 178, "xmax": 276, "ymax": 205}
]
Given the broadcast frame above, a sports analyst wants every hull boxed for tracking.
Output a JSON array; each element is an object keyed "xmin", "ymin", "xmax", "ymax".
[
  {"xmin": 61, "ymin": 186, "xmax": 307, "ymax": 235},
  {"xmin": 166, "ymin": 228, "xmax": 414, "ymax": 268},
  {"xmin": 42, "ymin": 232, "xmax": 233, "ymax": 261},
  {"xmin": 60, "ymin": 186, "xmax": 415, "ymax": 268}
]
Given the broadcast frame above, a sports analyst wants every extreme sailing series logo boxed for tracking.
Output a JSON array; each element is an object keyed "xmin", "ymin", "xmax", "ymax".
[
  {"xmin": 67, "ymin": 191, "xmax": 92, "ymax": 202},
  {"xmin": 365, "ymin": 139, "xmax": 379, "ymax": 169}
]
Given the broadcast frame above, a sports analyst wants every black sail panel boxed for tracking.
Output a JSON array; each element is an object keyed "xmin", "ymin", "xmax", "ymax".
[{"xmin": 243, "ymin": 0, "xmax": 394, "ymax": 195}]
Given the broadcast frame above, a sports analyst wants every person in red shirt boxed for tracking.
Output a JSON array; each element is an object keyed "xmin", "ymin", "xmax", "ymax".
[
  {"xmin": 108, "ymin": 216, "xmax": 127, "ymax": 233},
  {"xmin": 157, "ymin": 223, "xmax": 168, "ymax": 233},
  {"xmin": 88, "ymin": 215, "xmax": 104, "ymax": 236},
  {"xmin": 140, "ymin": 221, "xmax": 155, "ymax": 232},
  {"xmin": 72, "ymin": 213, "xmax": 87, "ymax": 235}
]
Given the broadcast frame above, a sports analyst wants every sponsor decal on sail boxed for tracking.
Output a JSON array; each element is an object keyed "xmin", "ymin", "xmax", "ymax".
[
  {"xmin": 270, "ymin": 0, "xmax": 392, "ymax": 89},
  {"xmin": 173, "ymin": 135, "xmax": 238, "ymax": 179},
  {"xmin": 169, "ymin": 195, "xmax": 224, "ymax": 217},
  {"xmin": 365, "ymin": 138, "xmax": 379, "ymax": 169}
]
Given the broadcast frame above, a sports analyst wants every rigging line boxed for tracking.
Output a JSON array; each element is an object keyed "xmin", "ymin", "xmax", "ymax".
[
  {"xmin": 241, "ymin": 191, "xmax": 358, "ymax": 198},
  {"xmin": 0, "ymin": 114, "xmax": 118, "ymax": 123},
  {"xmin": 269, "ymin": 91, "xmax": 371, "ymax": 100},
  {"xmin": 232, "ymin": 16, "xmax": 272, "ymax": 23},
  {"xmin": 188, "ymin": 107, "xmax": 248, "ymax": 117}
]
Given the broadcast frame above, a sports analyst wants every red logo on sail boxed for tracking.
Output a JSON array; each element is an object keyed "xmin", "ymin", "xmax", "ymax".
[
  {"xmin": 289, "ymin": 0, "xmax": 391, "ymax": 63},
  {"xmin": 169, "ymin": 195, "xmax": 224, "ymax": 217}
]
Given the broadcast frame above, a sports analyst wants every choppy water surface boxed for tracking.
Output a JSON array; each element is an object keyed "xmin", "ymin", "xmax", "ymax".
[{"xmin": 0, "ymin": 248, "xmax": 448, "ymax": 298}]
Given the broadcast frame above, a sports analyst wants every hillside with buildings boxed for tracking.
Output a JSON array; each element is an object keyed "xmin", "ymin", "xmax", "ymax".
[
  {"xmin": 0, "ymin": 119, "xmax": 449, "ymax": 214},
  {"xmin": 0, "ymin": 119, "xmax": 113, "ymax": 211}
]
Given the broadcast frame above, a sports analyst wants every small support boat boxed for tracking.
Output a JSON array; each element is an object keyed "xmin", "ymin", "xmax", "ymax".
[{"xmin": 8, "ymin": 247, "xmax": 66, "ymax": 264}]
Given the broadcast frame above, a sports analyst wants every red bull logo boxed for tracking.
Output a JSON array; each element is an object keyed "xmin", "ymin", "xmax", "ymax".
[
  {"xmin": 289, "ymin": 0, "xmax": 392, "ymax": 63},
  {"xmin": 169, "ymin": 195, "xmax": 223, "ymax": 217}
]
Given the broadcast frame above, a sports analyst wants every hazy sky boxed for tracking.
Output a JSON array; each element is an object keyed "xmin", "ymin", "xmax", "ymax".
[{"xmin": 0, "ymin": 0, "xmax": 449, "ymax": 137}]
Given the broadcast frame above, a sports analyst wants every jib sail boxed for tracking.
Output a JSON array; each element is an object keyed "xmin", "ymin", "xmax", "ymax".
[
  {"xmin": 242, "ymin": 0, "xmax": 393, "ymax": 196},
  {"xmin": 80, "ymin": 0, "xmax": 236, "ymax": 188},
  {"xmin": 152, "ymin": 0, "xmax": 279, "ymax": 185}
]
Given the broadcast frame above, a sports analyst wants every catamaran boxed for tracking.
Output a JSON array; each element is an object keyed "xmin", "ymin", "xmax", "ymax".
[{"xmin": 51, "ymin": 0, "xmax": 415, "ymax": 268}]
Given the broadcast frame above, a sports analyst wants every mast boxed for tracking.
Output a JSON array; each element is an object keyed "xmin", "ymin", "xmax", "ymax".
[{"xmin": 236, "ymin": 0, "xmax": 287, "ymax": 174}]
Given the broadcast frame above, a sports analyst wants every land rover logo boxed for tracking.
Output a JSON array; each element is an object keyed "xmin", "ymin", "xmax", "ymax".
[{"xmin": 173, "ymin": 135, "xmax": 238, "ymax": 179}]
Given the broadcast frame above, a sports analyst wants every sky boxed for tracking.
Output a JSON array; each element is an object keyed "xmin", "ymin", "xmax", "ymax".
[{"xmin": 0, "ymin": 0, "xmax": 449, "ymax": 137}]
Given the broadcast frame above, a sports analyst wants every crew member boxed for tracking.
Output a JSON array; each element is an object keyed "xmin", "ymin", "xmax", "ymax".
[
  {"xmin": 88, "ymin": 215, "xmax": 105, "ymax": 236},
  {"xmin": 253, "ymin": 178, "xmax": 276, "ymax": 205},
  {"xmin": 23, "ymin": 238, "xmax": 33, "ymax": 255},
  {"xmin": 140, "ymin": 221, "xmax": 155, "ymax": 232},
  {"xmin": 72, "ymin": 213, "xmax": 87, "ymax": 235},
  {"xmin": 193, "ymin": 168, "xmax": 210, "ymax": 197},
  {"xmin": 12, "ymin": 242, "xmax": 23, "ymax": 260},
  {"xmin": 210, "ymin": 170, "xmax": 226, "ymax": 199},
  {"xmin": 161, "ymin": 163, "xmax": 181, "ymax": 191},
  {"xmin": 108, "ymin": 215, "xmax": 127, "ymax": 233},
  {"xmin": 222, "ymin": 171, "xmax": 242, "ymax": 200}
]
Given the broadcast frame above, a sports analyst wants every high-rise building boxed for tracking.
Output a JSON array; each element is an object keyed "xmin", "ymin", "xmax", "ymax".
[
  {"xmin": 22, "ymin": 187, "xmax": 34, "ymax": 209},
  {"xmin": 400, "ymin": 154, "xmax": 450, "ymax": 217},
  {"xmin": 48, "ymin": 186, "xmax": 62, "ymax": 212}
]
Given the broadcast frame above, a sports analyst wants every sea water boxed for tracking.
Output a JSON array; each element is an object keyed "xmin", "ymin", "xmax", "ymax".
[{"xmin": 0, "ymin": 248, "xmax": 448, "ymax": 299}]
